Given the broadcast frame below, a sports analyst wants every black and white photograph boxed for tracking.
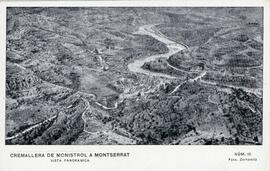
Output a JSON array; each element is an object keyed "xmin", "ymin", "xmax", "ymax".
[{"xmin": 5, "ymin": 7, "xmax": 263, "ymax": 145}]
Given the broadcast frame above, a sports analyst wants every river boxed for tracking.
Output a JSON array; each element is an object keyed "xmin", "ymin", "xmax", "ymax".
[{"xmin": 127, "ymin": 24, "xmax": 187, "ymax": 79}]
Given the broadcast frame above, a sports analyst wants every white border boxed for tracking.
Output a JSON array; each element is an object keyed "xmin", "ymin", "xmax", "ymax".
[{"xmin": 0, "ymin": 1, "xmax": 269, "ymax": 171}]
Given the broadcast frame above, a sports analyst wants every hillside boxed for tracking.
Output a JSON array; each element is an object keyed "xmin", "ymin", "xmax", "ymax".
[{"xmin": 6, "ymin": 7, "xmax": 263, "ymax": 145}]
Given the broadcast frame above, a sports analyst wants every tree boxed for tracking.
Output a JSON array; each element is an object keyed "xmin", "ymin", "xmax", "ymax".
[{"xmin": 104, "ymin": 38, "xmax": 115, "ymax": 50}]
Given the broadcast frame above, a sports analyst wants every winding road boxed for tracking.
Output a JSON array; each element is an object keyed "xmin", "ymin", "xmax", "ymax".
[
  {"xmin": 127, "ymin": 24, "xmax": 262, "ymax": 98},
  {"xmin": 6, "ymin": 23, "xmax": 262, "ymax": 143},
  {"xmin": 5, "ymin": 114, "xmax": 58, "ymax": 141}
]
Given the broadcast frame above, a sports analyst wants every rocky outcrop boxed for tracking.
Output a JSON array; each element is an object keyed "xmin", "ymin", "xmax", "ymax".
[
  {"xmin": 6, "ymin": 74, "xmax": 41, "ymax": 91},
  {"xmin": 6, "ymin": 63, "xmax": 42, "ymax": 91}
]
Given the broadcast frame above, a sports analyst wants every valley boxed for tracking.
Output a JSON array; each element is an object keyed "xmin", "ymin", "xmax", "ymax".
[{"xmin": 6, "ymin": 7, "xmax": 263, "ymax": 145}]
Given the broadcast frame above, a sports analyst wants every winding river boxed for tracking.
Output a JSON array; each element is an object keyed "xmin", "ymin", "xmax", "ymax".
[
  {"xmin": 127, "ymin": 24, "xmax": 262, "ymax": 98},
  {"xmin": 127, "ymin": 24, "xmax": 187, "ymax": 79}
]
